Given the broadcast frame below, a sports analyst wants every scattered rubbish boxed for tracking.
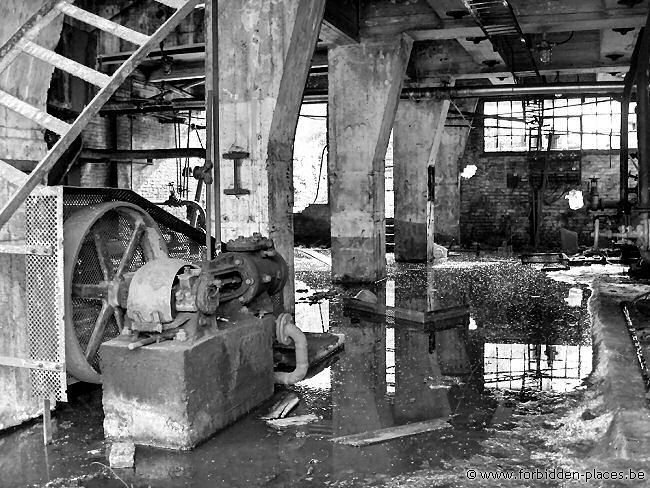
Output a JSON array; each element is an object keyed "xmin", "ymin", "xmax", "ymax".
[
  {"xmin": 261, "ymin": 391, "xmax": 300, "ymax": 420},
  {"xmin": 266, "ymin": 414, "xmax": 320, "ymax": 429},
  {"xmin": 330, "ymin": 418, "xmax": 451, "ymax": 447},
  {"xmin": 565, "ymin": 287, "xmax": 583, "ymax": 307},
  {"xmin": 108, "ymin": 441, "xmax": 135, "ymax": 469}
]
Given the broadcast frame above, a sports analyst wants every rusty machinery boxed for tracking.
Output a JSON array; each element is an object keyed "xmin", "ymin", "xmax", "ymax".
[{"xmin": 63, "ymin": 200, "xmax": 291, "ymax": 384}]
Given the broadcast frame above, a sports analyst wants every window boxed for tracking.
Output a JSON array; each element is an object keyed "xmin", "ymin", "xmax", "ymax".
[{"xmin": 483, "ymin": 97, "xmax": 638, "ymax": 152}]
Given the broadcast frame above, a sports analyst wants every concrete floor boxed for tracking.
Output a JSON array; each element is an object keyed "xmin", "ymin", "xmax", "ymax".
[{"xmin": 2, "ymin": 252, "xmax": 650, "ymax": 487}]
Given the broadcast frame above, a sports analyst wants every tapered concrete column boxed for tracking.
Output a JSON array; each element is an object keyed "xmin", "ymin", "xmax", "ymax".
[
  {"xmin": 328, "ymin": 37, "xmax": 412, "ymax": 282},
  {"xmin": 393, "ymin": 100, "xmax": 449, "ymax": 262},
  {"xmin": 434, "ymin": 100, "xmax": 477, "ymax": 244},
  {"xmin": 217, "ymin": 0, "xmax": 326, "ymax": 311}
]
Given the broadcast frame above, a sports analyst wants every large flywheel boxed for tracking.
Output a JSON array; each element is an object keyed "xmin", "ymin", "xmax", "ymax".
[{"xmin": 64, "ymin": 202, "xmax": 168, "ymax": 383}]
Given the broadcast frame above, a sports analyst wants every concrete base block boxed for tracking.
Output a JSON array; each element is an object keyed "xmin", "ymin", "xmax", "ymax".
[
  {"xmin": 101, "ymin": 312, "xmax": 275, "ymax": 450},
  {"xmin": 108, "ymin": 441, "xmax": 135, "ymax": 468}
]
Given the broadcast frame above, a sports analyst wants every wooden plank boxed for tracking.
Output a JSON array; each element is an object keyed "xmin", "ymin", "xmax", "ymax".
[
  {"xmin": 330, "ymin": 418, "xmax": 450, "ymax": 446},
  {"xmin": 0, "ymin": 0, "xmax": 204, "ymax": 231},
  {"xmin": 266, "ymin": 414, "xmax": 320, "ymax": 429},
  {"xmin": 154, "ymin": 0, "xmax": 186, "ymax": 9},
  {"xmin": 19, "ymin": 39, "xmax": 111, "ymax": 87},
  {"xmin": 0, "ymin": 0, "xmax": 64, "ymax": 77},
  {"xmin": 0, "ymin": 89, "xmax": 70, "ymax": 135},
  {"xmin": 56, "ymin": 2, "xmax": 151, "ymax": 46}
]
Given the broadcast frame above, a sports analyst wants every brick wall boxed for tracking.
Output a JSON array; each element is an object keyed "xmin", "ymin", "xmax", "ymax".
[{"xmin": 459, "ymin": 123, "xmax": 620, "ymax": 250}]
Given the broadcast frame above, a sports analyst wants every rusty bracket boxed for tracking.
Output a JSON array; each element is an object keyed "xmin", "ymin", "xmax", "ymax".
[
  {"xmin": 223, "ymin": 149, "xmax": 250, "ymax": 196},
  {"xmin": 0, "ymin": 241, "xmax": 53, "ymax": 256}
]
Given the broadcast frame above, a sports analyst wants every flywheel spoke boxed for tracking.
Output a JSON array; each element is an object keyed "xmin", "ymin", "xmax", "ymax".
[
  {"xmin": 114, "ymin": 219, "xmax": 145, "ymax": 278},
  {"xmin": 113, "ymin": 307, "xmax": 125, "ymax": 332},
  {"xmin": 85, "ymin": 301, "xmax": 114, "ymax": 361},
  {"xmin": 94, "ymin": 233, "xmax": 113, "ymax": 280}
]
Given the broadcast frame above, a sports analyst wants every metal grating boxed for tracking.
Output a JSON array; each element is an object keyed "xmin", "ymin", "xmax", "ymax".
[
  {"xmin": 462, "ymin": 0, "xmax": 543, "ymax": 81},
  {"xmin": 25, "ymin": 186, "xmax": 66, "ymax": 402}
]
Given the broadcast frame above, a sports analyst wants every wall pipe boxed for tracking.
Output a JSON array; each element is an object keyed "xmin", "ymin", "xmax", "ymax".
[{"xmin": 621, "ymin": 16, "xmax": 648, "ymax": 213}]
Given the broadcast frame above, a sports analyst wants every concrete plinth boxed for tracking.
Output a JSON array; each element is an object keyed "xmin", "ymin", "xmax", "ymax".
[
  {"xmin": 101, "ymin": 313, "xmax": 275, "ymax": 450},
  {"xmin": 328, "ymin": 37, "xmax": 412, "ymax": 282}
]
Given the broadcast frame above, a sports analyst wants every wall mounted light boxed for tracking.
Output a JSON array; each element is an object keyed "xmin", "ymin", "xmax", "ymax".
[{"xmin": 536, "ymin": 34, "xmax": 553, "ymax": 64}]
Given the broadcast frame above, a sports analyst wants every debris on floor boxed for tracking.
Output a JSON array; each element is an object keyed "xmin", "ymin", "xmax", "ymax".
[
  {"xmin": 108, "ymin": 441, "xmax": 135, "ymax": 469},
  {"xmin": 330, "ymin": 418, "xmax": 451, "ymax": 447}
]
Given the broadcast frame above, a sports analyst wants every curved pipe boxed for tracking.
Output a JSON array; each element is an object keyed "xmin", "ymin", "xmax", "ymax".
[
  {"xmin": 153, "ymin": 199, "xmax": 206, "ymax": 229},
  {"xmin": 274, "ymin": 313, "xmax": 308, "ymax": 385}
]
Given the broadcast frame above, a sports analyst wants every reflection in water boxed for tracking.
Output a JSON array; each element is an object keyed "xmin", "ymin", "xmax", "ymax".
[{"xmin": 484, "ymin": 343, "xmax": 592, "ymax": 392}]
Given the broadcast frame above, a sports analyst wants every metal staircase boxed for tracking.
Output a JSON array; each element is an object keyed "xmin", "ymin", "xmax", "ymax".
[{"xmin": 0, "ymin": 0, "xmax": 202, "ymax": 230}]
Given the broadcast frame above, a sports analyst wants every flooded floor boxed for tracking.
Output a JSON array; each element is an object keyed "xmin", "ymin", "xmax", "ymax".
[{"xmin": 0, "ymin": 252, "xmax": 639, "ymax": 487}]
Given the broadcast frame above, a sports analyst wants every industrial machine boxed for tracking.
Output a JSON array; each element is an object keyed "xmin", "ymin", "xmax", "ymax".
[
  {"xmin": 55, "ymin": 188, "xmax": 317, "ymax": 449},
  {"xmin": 60, "ymin": 187, "xmax": 306, "ymax": 385}
]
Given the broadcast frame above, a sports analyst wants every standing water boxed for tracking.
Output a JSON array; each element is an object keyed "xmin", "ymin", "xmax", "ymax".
[{"xmin": 0, "ymin": 254, "xmax": 596, "ymax": 488}]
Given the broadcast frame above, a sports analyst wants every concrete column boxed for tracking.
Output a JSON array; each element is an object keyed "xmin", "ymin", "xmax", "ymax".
[
  {"xmin": 0, "ymin": 1, "xmax": 62, "ymax": 429},
  {"xmin": 328, "ymin": 37, "xmax": 412, "ymax": 282},
  {"xmin": 217, "ymin": 0, "xmax": 326, "ymax": 311},
  {"xmin": 434, "ymin": 100, "xmax": 477, "ymax": 244},
  {"xmin": 393, "ymin": 100, "xmax": 449, "ymax": 262}
]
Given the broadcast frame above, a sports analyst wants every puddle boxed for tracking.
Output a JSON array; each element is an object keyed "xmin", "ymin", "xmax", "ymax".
[{"xmin": 2, "ymin": 256, "xmax": 597, "ymax": 488}]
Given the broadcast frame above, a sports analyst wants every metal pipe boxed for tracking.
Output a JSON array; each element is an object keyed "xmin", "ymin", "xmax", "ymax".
[
  {"xmin": 152, "ymin": 199, "xmax": 206, "ymax": 229},
  {"xmin": 212, "ymin": 0, "xmax": 221, "ymax": 255},
  {"xmin": 637, "ymin": 31, "xmax": 650, "ymax": 213},
  {"xmin": 403, "ymin": 82, "xmax": 626, "ymax": 100}
]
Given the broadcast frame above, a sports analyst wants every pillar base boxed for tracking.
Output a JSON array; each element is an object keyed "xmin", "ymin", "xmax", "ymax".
[{"xmin": 101, "ymin": 313, "xmax": 275, "ymax": 450}]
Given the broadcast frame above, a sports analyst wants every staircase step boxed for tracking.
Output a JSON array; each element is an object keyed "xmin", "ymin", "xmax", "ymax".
[
  {"xmin": 56, "ymin": 2, "xmax": 150, "ymax": 45},
  {"xmin": 19, "ymin": 40, "xmax": 111, "ymax": 87},
  {"xmin": 0, "ymin": 89, "xmax": 70, "ymax": 135}
]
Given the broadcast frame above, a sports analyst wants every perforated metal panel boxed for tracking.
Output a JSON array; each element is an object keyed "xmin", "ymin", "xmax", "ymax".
[{"xmin": 25, "ymin": 186, "xmax": 66, "ymax": 402}]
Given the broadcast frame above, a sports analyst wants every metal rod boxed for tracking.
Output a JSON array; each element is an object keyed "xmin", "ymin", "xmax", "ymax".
[
  {"xmin": 211, "ymin": 0, "xmax": 221, "ymax": 255},
  {"xmin": 42, "ymin": 399, "xmax": 52, "ymax": 445},
  {"xmin": 204, "ymin": 89, "xmax": 213, "ymax": 261}
]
